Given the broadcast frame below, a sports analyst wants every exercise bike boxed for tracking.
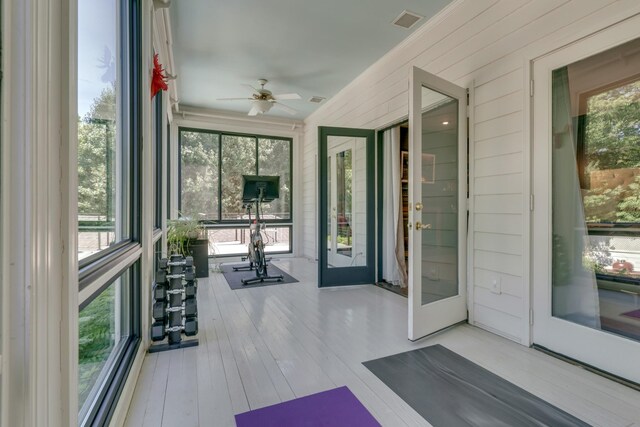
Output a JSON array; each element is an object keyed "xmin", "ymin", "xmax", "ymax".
[{"xmin": 233, "ymin": 175, "xmax": 283, "ymax": 285}]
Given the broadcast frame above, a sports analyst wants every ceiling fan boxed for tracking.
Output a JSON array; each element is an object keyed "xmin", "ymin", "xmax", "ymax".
[{"xmin": 217, "ymin": 79, "xmax": 302, "ymax": 116}]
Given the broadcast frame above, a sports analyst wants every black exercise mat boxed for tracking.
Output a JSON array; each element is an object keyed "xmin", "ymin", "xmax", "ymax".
[
  {"xmin": 220, "ymin": 263, "xmax": 298, "ymax": 290},
  {"xmin": 363, "ymin": 344, "xmax": 590, "ymax": 427}
]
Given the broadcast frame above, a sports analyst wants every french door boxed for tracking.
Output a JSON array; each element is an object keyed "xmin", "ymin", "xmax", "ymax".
[
  {"xmin": 318, "ymin": 127, "xmax": 375, "ymax": 286},
  {"xmin": 407, "ymin": 66, "xmax": 468, "ymax": 340},
  {"xmin": 532, "ymin": 27, "xmax": 640, "ymax": 384}
]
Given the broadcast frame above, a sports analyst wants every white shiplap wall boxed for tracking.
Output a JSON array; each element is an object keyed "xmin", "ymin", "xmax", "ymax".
[{"xmin": 301, "ymin": 0, "xmax": 640, "ymax": 344}]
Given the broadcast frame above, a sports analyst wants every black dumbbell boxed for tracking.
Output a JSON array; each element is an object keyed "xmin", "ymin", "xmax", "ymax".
[
  {"xmin": 184, "ymin": 298, "xmax": 197, "ymax": 317},
  {"xmin": 153, "ymin": 283, "xmax": 166, "ymax": 301},
  {"xmin": 159, "ymin": 258, "xmax": 168, "ymax": 269},
  {"xmin": 153, "ymin": 301, "xmax": 167, "ymax": 321},
  {"xmin": 151, "ymin": 321, "xmax": 165, "ymax": 341},
  {"xmin": 184, "ymin": 282, "xmax": 197, "ymax": 298},
  {"xmin": 155, "ymin": 269, "xmax": 167, "ymax": 284},
  {"xmin": 184, "ymin": 270, "xmax": 196, "ymax": 281},
  {"xmin": 184, "ymin": 317, "xmax": 198, "ymax": 336},
  {"xmin": 165, "ymin": 255, "xmax": 194, "ymax": 267}
]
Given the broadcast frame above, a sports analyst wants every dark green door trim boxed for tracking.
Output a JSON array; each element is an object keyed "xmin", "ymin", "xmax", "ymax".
[{"xmin": 318, "ymin": 126, "xmax": 375, "ymax": 287}]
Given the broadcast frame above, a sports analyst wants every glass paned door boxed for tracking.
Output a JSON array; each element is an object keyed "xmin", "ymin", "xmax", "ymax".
[
  {"xmin": 327, "ymin": 142, "xmax": 355, "ymax": 267},
  {"xmin": 408, "ymin": 67, "xmax": 467, "ymax": 340},
  {"xmin": 533, "ymin": 35, "xmax": 640, "ymax": 384},
  {"xmin": 318, "ymin": 127, "xmax": 375, "ymax": 286}
]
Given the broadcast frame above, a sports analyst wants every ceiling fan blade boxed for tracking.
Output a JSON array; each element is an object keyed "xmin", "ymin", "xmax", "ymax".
[
  {"xmin": 217, "ymin": 97, "xmax": 253, "ymax": 101},
  {"xmin": 248, "ymin": 105, "xmax": 260, "ymax": 116},
  {"xmin": 273, "ymin": 101, "xmax": 297, "ymax": 115},
  {"xmin": 272, "ymin": 93, "xmax": 301, "ymax": 100},
  {"xmin": 242, "ymin": 84, "xmax": 260, "ymax": 94}
]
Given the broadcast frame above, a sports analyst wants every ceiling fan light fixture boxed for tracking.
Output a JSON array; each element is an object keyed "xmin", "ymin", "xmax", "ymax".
[{"xmin": 252, "ymin": 100, "xmax": 273, "ymax": 114}]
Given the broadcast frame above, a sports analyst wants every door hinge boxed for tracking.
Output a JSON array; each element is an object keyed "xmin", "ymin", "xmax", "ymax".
[
  {"xmin": 529, "ymin": 194, "xmax": 534, "ymax": 211},
  {"xmin": 529, "ymin": 79, "xmax": 534, "ymax": 97},
  {"xmin": 529, "ymin": 308, "xmax": 534, "ymax": 325},
  {"xmin": 466, "ymin": 198, "xmax": 470, "ymax": 211}
]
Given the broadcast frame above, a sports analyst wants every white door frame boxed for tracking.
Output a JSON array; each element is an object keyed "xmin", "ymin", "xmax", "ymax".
[{"xmin": 531, "ymin": 16, "xmax": 640, "ymax": 384}]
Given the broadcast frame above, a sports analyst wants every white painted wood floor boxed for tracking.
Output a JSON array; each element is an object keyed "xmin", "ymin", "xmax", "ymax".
[{"xmin": 124, "ymin": 258, "xmax": 640, "ymax": 427}]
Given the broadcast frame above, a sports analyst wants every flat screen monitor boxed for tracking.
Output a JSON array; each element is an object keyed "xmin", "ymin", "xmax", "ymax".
[{"xmin": 242, "ymin": 175, "xmax": 280, "ymax": 203}]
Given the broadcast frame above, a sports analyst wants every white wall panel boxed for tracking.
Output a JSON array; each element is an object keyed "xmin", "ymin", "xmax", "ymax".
[
  {"xmin": 474, "ymin": 214, "xmax": 522, "ymax": 235},
  {"xmin": 301, "ymin": 0, "xmax": 639, "ymax": 344},
  {"xmin": 474, "ymin": 304, "xmax": 522, "ymax": 342},
  {"xmin": 475, "ymin": 173, "xmax": 523, "ymax": 195},
  {"xmin": 475, "ymin": 133, "xmax": 522, "ymax": 159}
]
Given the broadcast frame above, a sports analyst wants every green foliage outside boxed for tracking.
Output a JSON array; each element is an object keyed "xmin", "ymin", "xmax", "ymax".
[
  {"xmin": 78, "ymin": 285, "xmax": 116, "ymax": 409},
  {"xmin": 180, "ymin": 131, "xmax": 292, "ymax": 221},
  {"xmin": 78, "ymin": 86, "xmax": 116, "ymax": 222},
  {"xmin": 180, "ymin": 131, "xmax": 219, "ymax": 220},
  {"xmin": 257, "ymin": 138, "xmax": 292, "ymax": 217},
  {"xmin": 221, "ymin": 135, "xmax": 257, "ymax": 219},
  {"xmin": 582, "ymin": 80, "xmax": 640, "ymax": 223}
]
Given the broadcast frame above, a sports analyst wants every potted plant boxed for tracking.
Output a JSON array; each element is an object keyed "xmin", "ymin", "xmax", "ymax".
[{"xmin": 167, "ymin": 216, "xmax": 209, "ymax": 278}]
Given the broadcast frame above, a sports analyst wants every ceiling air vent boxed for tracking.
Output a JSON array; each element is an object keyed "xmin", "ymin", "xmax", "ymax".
[
  {"xmin": 392, "ymin": 10, "xmax": 423, "ymax": 29},
  {"xmin": 309, "ymin": 96, "xmax": 325, "ymax": 104}
]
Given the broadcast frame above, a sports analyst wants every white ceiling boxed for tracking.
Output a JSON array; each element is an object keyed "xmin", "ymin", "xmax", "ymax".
[{"xmin": 170, "ymin": 0, "xmax": 453, "ymax": 120}]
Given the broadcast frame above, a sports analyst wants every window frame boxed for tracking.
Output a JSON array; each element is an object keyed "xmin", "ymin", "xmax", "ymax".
[
  {"xmin": 75, "ymin": 0, "xmax": 142, "ymax": 425},
  {"xmin": 178, "ymin": 126, "xmax": 294, "ymax": 226}
]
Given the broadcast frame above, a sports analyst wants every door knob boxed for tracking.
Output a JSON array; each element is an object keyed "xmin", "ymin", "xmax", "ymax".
[
  {"xmin": 415, "ymin": 202, "xmax": 423, "ymax": 211},
  {"xmin": 415, "ymin": 221, "xmax": 431, "ymax": 230}
]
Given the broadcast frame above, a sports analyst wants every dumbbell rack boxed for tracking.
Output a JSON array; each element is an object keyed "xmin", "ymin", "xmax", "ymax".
[{"xmin": 149, "ymin": 254, "xmax": 199, "ymax": 353}]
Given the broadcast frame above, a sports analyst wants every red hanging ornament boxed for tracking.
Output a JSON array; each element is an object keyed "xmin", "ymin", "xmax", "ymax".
[{"xmin": 151, "ymin": 53, "xmax": 169, "ymax": 99}]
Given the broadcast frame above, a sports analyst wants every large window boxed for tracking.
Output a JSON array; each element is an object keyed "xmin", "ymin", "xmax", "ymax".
[
  {"xmin": 77, "ymin": 0, "xmax": 141, "ymax": 425},
  {"xmin": 179, "ymin": 128, "xmax": 293, "ymax": 255},
  {"xmin": 551, "ymin": 37, "xmax": 640, "ymax": 343}
]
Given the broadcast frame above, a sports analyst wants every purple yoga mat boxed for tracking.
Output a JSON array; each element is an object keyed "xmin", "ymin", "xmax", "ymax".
[
  {"xmin": 621, "ymin": 309, "xmax": 640, "ymax": 319},
  {"xmin": 235, "ymin": 386, "xmax": 381, "ymax": 427}
]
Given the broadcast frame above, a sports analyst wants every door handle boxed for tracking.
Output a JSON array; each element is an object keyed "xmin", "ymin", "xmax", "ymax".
[{"xmin": 415, "ymin": 221, "xmax": 431, "ymax": 230}]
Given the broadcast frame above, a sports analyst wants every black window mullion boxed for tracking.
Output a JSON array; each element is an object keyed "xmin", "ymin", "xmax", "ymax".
[
  {"xmin": 289, "ymin": 139, "xmax": 293, "ymax": 224},
  {"xmin": 130, "ymin": 0, "xmax": 142, "ymax": 243},
  {"xmin": 217, "ymin": 132, "xmax": 222, "ymax": 222}
]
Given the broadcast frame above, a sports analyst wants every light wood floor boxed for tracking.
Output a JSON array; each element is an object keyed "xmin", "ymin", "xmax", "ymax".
[{"xmin": 124, "ymin": 258, "xmax": 640, "ymax": 427}]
